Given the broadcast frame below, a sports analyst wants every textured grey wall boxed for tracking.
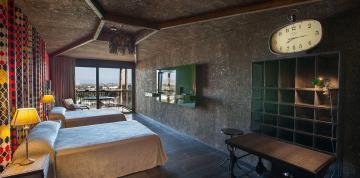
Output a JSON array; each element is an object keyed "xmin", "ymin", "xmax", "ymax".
[
  {"xmin": 318, "ymin": 9, "xmax": 360, "ymax": 177},
  {"xmin": 136, "ymin": 1, "xmax": 360, "ymax": 177}
]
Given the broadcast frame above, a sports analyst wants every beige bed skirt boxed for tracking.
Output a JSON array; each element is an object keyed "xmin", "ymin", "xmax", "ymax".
[
  {"xmin": 54, "ymin": 120, "xmax": 167, "ymax": 178},
  {"xmin": 56, "ymin": 135, "xmax": 166, "ymax": 178}
]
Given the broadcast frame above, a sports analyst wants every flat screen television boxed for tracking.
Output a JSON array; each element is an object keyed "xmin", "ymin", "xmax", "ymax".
[{"xmin": 156, "ymin": 64, "xmax": 196, "ymax": 108}]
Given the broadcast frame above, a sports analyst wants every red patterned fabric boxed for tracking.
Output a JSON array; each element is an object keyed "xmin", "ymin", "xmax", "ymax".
[
  {"xmin": 0, "ymin": 0, "xmax": 48, "ymax": 171},
  {"xmin": 7, "ymin": 0, "xmax": 17, "ymax": 156},
  {"xmin": 8, "ymin": 0, "xmax": 16, "ymax": 116},
  {"xmin": 0, "ymin": 0, "xmax": 10, "ymax": 172}
]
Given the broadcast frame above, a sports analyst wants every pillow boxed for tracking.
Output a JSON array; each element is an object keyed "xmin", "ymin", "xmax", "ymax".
[
  {"xmin": 13, "ymin": 121, "xmax": 61, "ymax": 161},
  {"xmin": 63, "ymin": 98, "xmax": 75, "ymax": 109},
  {"xmin": 49, "ymin": 107, "xmax": 66, "ymax": 121}
]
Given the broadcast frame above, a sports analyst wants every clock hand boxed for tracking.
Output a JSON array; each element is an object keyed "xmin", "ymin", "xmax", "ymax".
[{"xmin": 286, "ymin": 35, "xmax": 307, "ymax": 43}]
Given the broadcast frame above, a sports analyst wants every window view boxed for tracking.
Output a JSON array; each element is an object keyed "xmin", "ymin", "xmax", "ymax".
[
  {"xmin": 75, "ymin": 67, "xmax": 133, "ymax": 112},
  {"xmin": 75, "ymin": 67, "xmax": 97, "ymax": 108}
]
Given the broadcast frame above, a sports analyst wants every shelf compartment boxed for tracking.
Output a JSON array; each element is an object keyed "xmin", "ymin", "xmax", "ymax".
[
  {"xmin": 251, "ymin": 53, "xmax": 339, "ymax": 155},
  {"xmin": 315, "ymin": 90, "xmax": 338, "ymax": 107},
  {"xmin": 279, "ymin": 59, "xmax": 296, "ymax": 88},
  {"xmin": 265, "ymin": 60, "xmax": 279, "ymax": 87},
  {"xmin": 252, "ymin": 62, "xmax": 264, "ymax": 88},
  {"xmin": 251, "ymin": 99, "xmax": 263, "ymax": 112},
  {"xmin": 295, "ymin": 106, "xmax": 314, "ymax": 120},
  {"xmin": 252, "ymin": 88, "xmax": 264, "ymax": 100},
  {"xmin": 295, "ymin": 132, "xmax": 313, "ymax": 147},
  {"xmin": 265, "ymin": 89, "xmax": 278, "ymax": 102},
  {"xmin": 264, "ymin": 103, "xmax": 278, "ymax": 114},
  {"xmin": 261, "ymin": 124, "xmax": 277, "ymax": 137},
  {"xmin": 264, "ymin": 114, "xmax": 277, "ymax": 126},
  {"xmin": 279, "ymin": 116, "xmax": 294, "ymax": 129},
  {"xmin": 251, "ymin": 112, "xmax": 263, "ymax": 131},
  {"xmin": 317, "ymin": 53, "xmax": 339, "ymax": 89},
  {"xmin": 279, "ymin": 90, "xmax": 294, "ymax": 103},
  {"xmin": 296, "ymin": 90, "xmax": 314, "ymax": 105},
  {"xmin": 296, "ymin": 56, "xmax": 315, "ymax": 88},
  {"xmin": 279, "ymin": 104, "xmax": 294, "ymax": 116},
  {"xmin": 278, "ymin": 128, "xmax": 294, "ymax": 142},
  {"xmin": 315, "ymin": 136, "xmax": 336, "ymax": 153},
  {"xmin": 315, "ymin": 108, "xmax": 337, "ymax": 123},
  {"xmin": 315, "ymin": 122, "xmax": 336, "ymax": 138},
  {"xmin": 296, "ymin": 119, "xmax": 314, "ymax": 133}
]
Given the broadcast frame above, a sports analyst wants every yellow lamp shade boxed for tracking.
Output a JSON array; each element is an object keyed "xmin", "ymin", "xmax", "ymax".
[
  {"xmin": 11, "ymin": 108, "xmax": 41, "ymax": 126},
  {"xmin": 0, "ymin": 69, "xmax": 7, "ymax": 85},
  {"xmin": 0, "ymin": 124, "xmax": 10, "ymax": 140},
  {"xmin": 41, "ymin": 95, "xmax": 55, "ymax": 104}
]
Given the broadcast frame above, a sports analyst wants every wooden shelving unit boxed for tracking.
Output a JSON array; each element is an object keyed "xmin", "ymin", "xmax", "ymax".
[{"xmin": 251, "ymin": 52, "xmax": 340, "ymax": 154}]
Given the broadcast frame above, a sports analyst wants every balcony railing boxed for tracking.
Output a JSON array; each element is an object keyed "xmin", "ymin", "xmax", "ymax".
[{"xmin": 75, "ymin": 90, "xmax": 132, "ymax": 110}]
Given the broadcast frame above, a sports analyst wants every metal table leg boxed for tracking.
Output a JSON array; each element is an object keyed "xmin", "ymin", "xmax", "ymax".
[{"xmin": 229, "ymin": 145, "xmax": 236, "ymax": 178}]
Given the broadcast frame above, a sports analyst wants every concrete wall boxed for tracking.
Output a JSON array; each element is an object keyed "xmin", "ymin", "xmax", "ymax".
[
  {"xmin": 320, "ymin": 9, "xmax": 360, "ymax": 177},
  {"xmin": 136, "ymin": 1, "xmax": 360, "ymax": 177}
]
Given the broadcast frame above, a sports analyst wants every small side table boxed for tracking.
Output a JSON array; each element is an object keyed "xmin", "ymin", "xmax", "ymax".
[{"xmin": 1, "ymin": 154, "xmax": 50, "ymax": 178}]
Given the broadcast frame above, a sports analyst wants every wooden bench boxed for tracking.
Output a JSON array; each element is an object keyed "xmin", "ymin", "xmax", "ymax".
[{"xmin": 225, "ymin": 133, "xmax": 335, "ymax": 178}]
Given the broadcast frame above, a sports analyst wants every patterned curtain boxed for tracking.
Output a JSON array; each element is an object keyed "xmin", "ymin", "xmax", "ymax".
[
  {"xmin": 0, "ymin": 0, "xmax": 11, "ymax": 173},
  {"xmin": 0, "ymin": 0, "xmax": 48, "ymax": 172}
]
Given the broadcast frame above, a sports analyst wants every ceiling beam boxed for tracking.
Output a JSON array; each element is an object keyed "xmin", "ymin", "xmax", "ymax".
[
  {"xmin": 50, "ymin": 20, "xmax": 105, "ymax": 57},
  {"xmin": 85, "ymin": 0, "xmax": 159, "ymax": 30},
  {"xmin": 159, "ymin": 0, "xmax": 320, "ymax": 29},
  {"xmin": 85, "ymin": 0, "xmax": 105, "ymax": 19},
  {"xmin": 93, "ymin": 20, "xmax": 105, "ymax": 40},
  {"xmin": 135, "ymin": 30, "xmax": 159, "ymax": 45},
  {"xmin": 49, "ymin": 34, "xmax": 95, "ymax": 57},
  {"xmin": 103, "ymin": 14, "xmax": 160, "ymax": 30}
]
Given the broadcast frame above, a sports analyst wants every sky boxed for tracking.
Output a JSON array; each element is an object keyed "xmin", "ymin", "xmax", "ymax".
[{"xmin": 75, "ymin": 67, "xmax": 132, "ymax": 85}]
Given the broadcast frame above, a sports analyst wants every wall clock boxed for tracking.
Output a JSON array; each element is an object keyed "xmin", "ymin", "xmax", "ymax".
[{"xmin": 270, "ymin": 19, "xmax": 322, "ymax": 54}]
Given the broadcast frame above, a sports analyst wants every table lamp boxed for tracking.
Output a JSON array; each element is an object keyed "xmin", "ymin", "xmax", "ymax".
[
  {"xmin": 11, "ymin": 108, "xmax": 41, "ymax": 166},
  {"xmin": 41, "ymin": 95, "xmax": 55, "ymax": 120}
]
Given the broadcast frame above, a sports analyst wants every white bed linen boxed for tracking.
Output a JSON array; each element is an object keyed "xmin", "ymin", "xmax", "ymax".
[{"xmin": 54, "ymin": 120, "xmax": 167, "ymax": 178}]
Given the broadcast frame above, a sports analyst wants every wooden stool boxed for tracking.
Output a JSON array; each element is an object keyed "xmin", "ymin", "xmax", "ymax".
[
  {"xmin": 221, "ymin": 128, "xmax": 244, "ymax": 138},
  {"xmin": 219, "ymin": 128, "xmax": 245, "ymax": 173},
  {"xmin": 221, "ymin": 128, "xmax": 252, "ymax": 177}
]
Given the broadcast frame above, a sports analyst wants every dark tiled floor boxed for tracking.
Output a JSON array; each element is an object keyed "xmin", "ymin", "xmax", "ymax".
[{"xmin": 122, "ymin": 114, "xmax": 260, "ymax": 178}]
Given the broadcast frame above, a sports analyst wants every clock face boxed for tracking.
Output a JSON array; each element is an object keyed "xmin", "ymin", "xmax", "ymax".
[{"xmin": 270, "ymin": 20, "xmax": 322, "ymax": 54}]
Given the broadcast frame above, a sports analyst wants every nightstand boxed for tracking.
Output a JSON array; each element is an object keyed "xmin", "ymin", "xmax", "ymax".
[{"xmin": 1, "ymin": 154, "xmax": 50, "ymax": 178}]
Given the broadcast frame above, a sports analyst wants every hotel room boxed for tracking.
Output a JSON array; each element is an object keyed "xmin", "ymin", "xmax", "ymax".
[{"xmin": 0, "ymin": 0, "xmax": 359, "ymax": 178}]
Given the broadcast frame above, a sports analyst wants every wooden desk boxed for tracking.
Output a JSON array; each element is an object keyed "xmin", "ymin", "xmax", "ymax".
[{"xmin": 225, "ymin": 133, "xmax": 335, "ymax": 178}]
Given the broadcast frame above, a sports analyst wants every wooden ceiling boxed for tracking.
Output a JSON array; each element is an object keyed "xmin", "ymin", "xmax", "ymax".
[{"xmin": 15, "ymin": 0, "xmax": 320, "ymax": 61}]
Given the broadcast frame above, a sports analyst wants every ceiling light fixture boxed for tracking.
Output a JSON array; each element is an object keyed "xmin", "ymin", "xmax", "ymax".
[
  {"xmin": 108, "ymin": 28, "xmax": 135, "ymax": 55},
  {"xmin": 110, "ymin": 26, "xmax": 118, "ymax": 31}
]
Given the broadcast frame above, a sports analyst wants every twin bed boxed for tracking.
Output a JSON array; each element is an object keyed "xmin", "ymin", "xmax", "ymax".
[
  {"xmin": 13, "ymin": 109, "xmax": 167, "ymax": 178},
  {"xmin": 48, "ymin": 107, "xmax": 126, "ymax": 127}
]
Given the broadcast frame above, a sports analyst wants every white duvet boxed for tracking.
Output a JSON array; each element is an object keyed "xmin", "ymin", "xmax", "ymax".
[{"xmin": 13, "ymin": 120, "xmax": 167, "ymax": 178}]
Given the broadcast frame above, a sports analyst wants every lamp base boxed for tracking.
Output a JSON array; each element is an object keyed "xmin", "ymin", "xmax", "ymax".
[{"xmin": 19, "ymin": 158, "xmax": 35, "ymax": 166}]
